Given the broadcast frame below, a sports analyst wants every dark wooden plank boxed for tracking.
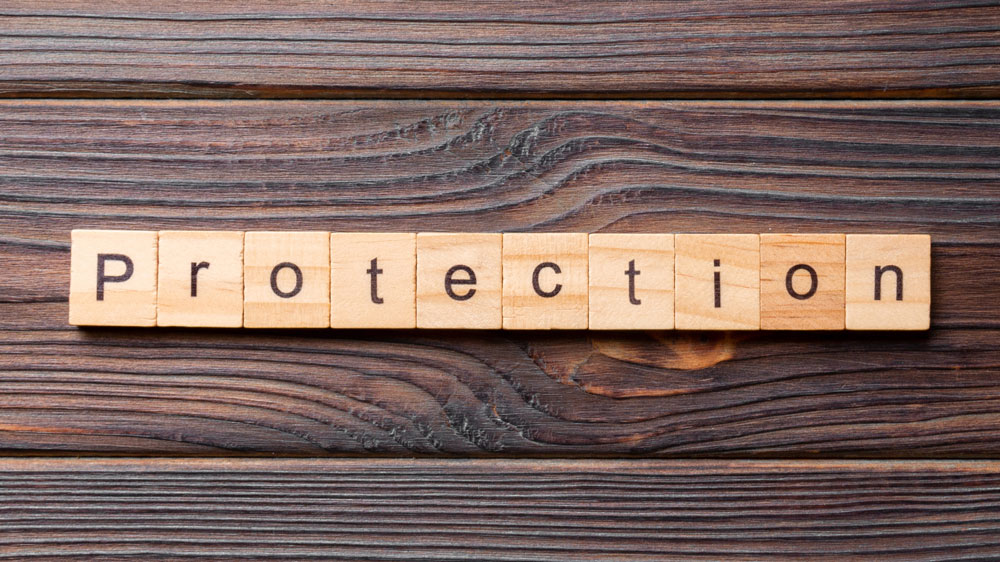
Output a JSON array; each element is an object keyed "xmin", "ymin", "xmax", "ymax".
[
  {"xmin": 1, "ymin": 100, "xmax": 998, "ymax": 457},
  {"xmin": 2, "ymin": 1, "xmax": 1000, "ymax": 98},
  {"xmin": 0, "ymin": 458, "xmax": 998, "ymax": 560}
]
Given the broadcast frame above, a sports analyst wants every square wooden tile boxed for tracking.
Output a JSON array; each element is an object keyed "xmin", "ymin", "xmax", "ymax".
[
  {"xmin": 243, "ymin": 231, "xmax": 330, "ymax": 328},
  {"xmin": 846, "ymin": 234, "xmax": 931, "ymax": 330},
  {"xmin": 69, "ymin": 229, "xmax": 158, "ymax": 326},
  {"xmin": 331, "ymin": 233, "xmax": 416, "ymax": 329},
  {"xmin": 760, "ymin": 233, "xmax": 845, "ymax": 330},
  {"xmin": 416, "ymin": 233, "xmax": 502, "ymax": 329},
  {"xmin": 157, "ymin": 231, "xmax": 244, "ymax": 327},
  {"xmin": 588, "ymin": 233, "xmax": 674, "ymax": 330},
  {"xmin": 502, "ymin": 233, "xmax": 589, "ymax": 330},
  {"xmin": 675, "ymin": 234, "xmax": 760, "ymax": 330}
]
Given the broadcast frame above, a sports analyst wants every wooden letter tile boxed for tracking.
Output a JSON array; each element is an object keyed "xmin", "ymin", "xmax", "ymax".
[
  {"xmin": 331, "ymin": 233, "xmax": 416, "ymax": 329},
  {"xmin": 69, "ymin": 229, "xmax": 158, "ymax": 326},
  {"xmin": 416, "ymin": 233, "xmax": 502, "ymax": 329},
  {"xmin": 675, "ymin": 234, "xmax": 760, "ymax": 330},
  {"xmin": 760, "ymin": 233, "xmax": 845, "ymax": 330},
  {"xmin": 846, "ymin": 234, "xmax": 931, "ymax": 330},
  {"xmin": 589, "ymin": 233, "xmax": 674, "ymax": 330},
  {"xmin": 502, "ymin": 233, "xmax": 588, "ymax": 330},
  {"xmin": 243, "ymin": 232, "xmax": 330, "ymax": 328},
  {"xmin": 157, "ymin": 231, "xmax": 244, "ymax": 327}
]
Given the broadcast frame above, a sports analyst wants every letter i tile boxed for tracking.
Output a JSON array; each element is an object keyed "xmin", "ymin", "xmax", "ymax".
[{"xmin": 674, "ymin": 234, "xmax": 760, "ymax": 330}]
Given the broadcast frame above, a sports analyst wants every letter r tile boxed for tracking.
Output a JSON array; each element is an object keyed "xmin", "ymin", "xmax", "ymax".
[
  {"xmin": 69, "ymin": 229, "xmax": 158, "ymax": 326},
  {"xmin": 244, "ymin": 231, "xmax": 330, "ymax": 328},
  {"xmin": 502, "ymin": 233, "xmax": 588, "ymax": 330},
  {"xmin": 157, "ymin": 231, "xmax": 244, "ymax": 328}
]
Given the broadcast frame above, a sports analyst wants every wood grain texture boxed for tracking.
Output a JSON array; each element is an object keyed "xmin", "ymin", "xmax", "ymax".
[
  {"xmin": 2, "ymin": 1, "xmax": 1000, "ymax": 98},
  {"xmin": 1, "ymin": 100, "xmax": 999, "ymax": 456},
  {"xmin": 1, "ymin": 458, "xmax": 999, "ymax": 560}
]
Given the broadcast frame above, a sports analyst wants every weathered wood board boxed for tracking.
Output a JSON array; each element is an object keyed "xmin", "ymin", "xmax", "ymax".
[
  {"xmin": 0, "ymin": 458, "xmax": 998, "ymax": 560},
  {"xmin": 1, "ymin": 1, "xmax": 999, "ymax": 98},
  {"xmin": 1, "ymin": 100, "xmax": 997, "ymax": 456}
]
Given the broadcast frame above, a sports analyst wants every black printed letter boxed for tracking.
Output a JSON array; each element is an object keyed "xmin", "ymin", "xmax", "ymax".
[
  {"xmin": 874, "ymin": 265, "xmax": 903, "ymax": 301},
  {"xmin": 367, "ymin": 258, "xmax": 384, "ymax": 304},
  {"xmin": 190, "ymin": 261, "xmax": 210, "ymax": 297},
  {"xmin": 96, "ymin": 253, "xmax": 133, "ymax": 301},
  {"xmin": 532, "ymin": 262, "xmax": 562, "ymax": 298},
  {"xmin": 445, "ymin": 265, "xmax": 477, "ymax": 301},
  {"xmin": 713, "ymin": 259, "xmax": 721, "ymax": 308},
  {"xmin": 625, "ymin": 259, "xmax": 641, "ymax": 305},
  {"xmin": 270, "ymin": 262, "xmax": 303, "ymax": 298},
  {"xmin": 785, "ymin": 263, "xmax": 818, "ymax": 300}
]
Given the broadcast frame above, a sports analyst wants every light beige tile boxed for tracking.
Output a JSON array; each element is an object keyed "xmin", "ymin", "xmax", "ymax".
[
  {"xmin": 157, "ymin": 231, "xmax": 244, "ymax": 327},
  {"xmin": 589, "ymin": 233, "xmax": 674, "ymax": 330},
  {"xmin": 416, "ymin": 233, "xmax": 502, "ymax": 329},
  {"xmin": 331, "ymin": 233, "xmax": 415, "ymax": 329},
  {"xmin": 675, "ymin": 234, "xmax": 760, "ymax": 330},
  {"xmin": 760, "ymin": 233, "xmax": 844, "ymax": 330},
  {"xmin": 502, "ymin": 233, "xmax": 588, "ymax": 330},
  {"xmin": 244, "ymin": 231, "xmax": 330, "ymax": 328},
  {"xmin": 69, "ymin": 229, "xmax": 158, "ymax": 326},
  {"xmin": 846, "ymin": 234, "xmax": 931, "ymax": 330}
]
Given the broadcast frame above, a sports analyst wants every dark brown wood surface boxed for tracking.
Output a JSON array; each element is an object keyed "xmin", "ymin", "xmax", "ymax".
[
  {"xmin": 4, "ymin": 4, "xmax": 1000, "ymax": 556},
  {"xmin": 1, "ymin": 100, "xmax": 997, "ymax": 457},
  {"xmin": 1, "ymin": 458, "xmax": 998, "ymax": 560},
  {"xmin": 2, "ymin": 1, "xmax": 1000, "ymax": 98}
]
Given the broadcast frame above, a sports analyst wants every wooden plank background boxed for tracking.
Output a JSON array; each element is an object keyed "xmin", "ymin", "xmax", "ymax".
[
  {"xmin": 1, "ymin": 1, "xmax": 1000, "ymax": 98},
  {"xmin": 2, "ymin": 458, "xmax": 1000, "ymax": 560},
  {"xmin": 2, "ymin": 1, "xmax": 1000, "ymax": 559},
  {"xmin": 1, "ymin": 99, "xmax": 998, "ymax": 457}
]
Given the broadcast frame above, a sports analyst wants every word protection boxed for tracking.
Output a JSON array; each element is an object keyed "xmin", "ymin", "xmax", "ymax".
[{"xmin": 68, "ymin": 231, "xmax": 931, "ymax": 330}]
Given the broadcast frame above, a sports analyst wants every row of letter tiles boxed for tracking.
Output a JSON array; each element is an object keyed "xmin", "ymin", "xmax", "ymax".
[{"xmin": 68, "ymin": 230, "xmax": 931, "ymax": 330}]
